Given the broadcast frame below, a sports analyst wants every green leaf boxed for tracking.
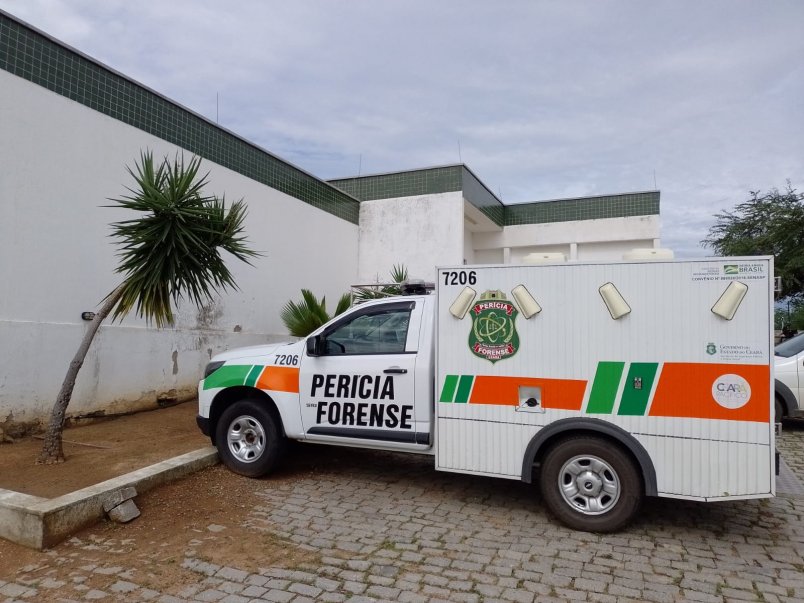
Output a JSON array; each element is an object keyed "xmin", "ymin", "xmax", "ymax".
[{"xmin": 107, "ymin": 150, "xmax": 261, "ymax": 326}]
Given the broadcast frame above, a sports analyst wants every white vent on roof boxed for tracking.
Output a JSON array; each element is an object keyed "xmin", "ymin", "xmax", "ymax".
[
  {"xmin": 523, "ymin": 252, "xmax": 566, "ymax": 264},
  {"xmin": 622, "ymin": 248, "xmax": 674, "ymax": 261}
]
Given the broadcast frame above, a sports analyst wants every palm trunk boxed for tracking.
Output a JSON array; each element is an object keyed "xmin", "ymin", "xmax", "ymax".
[{"xmin": 37, "ymin": 285, "xmax": 125, "ymax": 464}]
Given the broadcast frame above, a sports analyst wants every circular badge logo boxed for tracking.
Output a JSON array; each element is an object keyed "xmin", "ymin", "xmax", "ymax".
[{"xmin": 711, "ymin": 374, "xmax": 751, "ymax": 409}]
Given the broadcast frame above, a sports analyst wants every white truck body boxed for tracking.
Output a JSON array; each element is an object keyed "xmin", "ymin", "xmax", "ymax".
[{"xmin": 198, "ymin": 257, "xmax": 775, "ymax": 530}]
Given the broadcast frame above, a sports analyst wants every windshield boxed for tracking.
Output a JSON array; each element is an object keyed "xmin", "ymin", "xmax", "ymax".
[{"xmin": 775, "ymin": 332, "xmax": 804, "ymax": 358}]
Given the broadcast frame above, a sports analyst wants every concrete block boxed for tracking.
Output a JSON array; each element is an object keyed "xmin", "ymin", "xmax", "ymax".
[{"xmin": 107, "ymin": 499, "xmax": 140, "ymax": 523}]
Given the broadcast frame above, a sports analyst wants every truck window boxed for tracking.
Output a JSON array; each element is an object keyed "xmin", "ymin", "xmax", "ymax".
[
  {"xmin": 775, "ymin": 332, "xmax": 804, "ymax": 358},
  {"xmin": 325, "ymin": 308, "xmax": 411, "ymax": 355}
]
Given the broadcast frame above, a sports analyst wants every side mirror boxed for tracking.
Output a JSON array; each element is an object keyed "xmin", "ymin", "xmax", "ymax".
[{"xmin": 306, "ymin": 335, "xmax": 324, "ymax": 357}]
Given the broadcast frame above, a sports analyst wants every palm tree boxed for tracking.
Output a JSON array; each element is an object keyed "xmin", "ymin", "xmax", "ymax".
[
  {"xmin": 280, "ymin": 289, "xmax": 351, "ymax": 337},
  {"xmin": 352, "ymin": 264, "xmax": 408, "ymax": 301},
  {"xmin": 37, "ymin": 151, "xmax": 258, "ymax": 464}
]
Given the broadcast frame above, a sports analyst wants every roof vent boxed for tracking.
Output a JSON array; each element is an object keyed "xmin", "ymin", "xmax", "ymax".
[{"xmin": 622, "ymin": 248, "xmax": 674, "ymax": 261}]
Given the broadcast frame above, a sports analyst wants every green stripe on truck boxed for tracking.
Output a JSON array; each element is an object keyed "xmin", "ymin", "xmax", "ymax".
[
  {"xmin": 454, "ymin": 375, "xmax": 474, "ymax": 403},
  {"xmin": 618, "ymin": 363, "xmax": 658, "ymax": 416},
  {"xmin": 203, "ymin": 364, "xmax": 253, "ymax": 390},
  {"xmin": 440, "ymin": 375, "xmax": 459, "ymax": 402},
  {"xmin": 586, "ymin": 362, "xmax": 625, "ymax": 414}
]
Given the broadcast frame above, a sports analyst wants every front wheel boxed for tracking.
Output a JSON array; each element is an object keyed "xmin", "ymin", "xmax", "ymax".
[
  {"xmin": 215, "ymin": 399, "xmax": 285, "ymax": 478},
  {"xmin": 539, "ymin": 436, "xmax": 642, "ymax": 532}
]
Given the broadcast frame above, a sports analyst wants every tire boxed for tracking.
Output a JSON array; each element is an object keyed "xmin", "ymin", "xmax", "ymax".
[
  {"xmin": 539, "ymin": 436, "xmax": 642, "ymax": 532},
  {"xmin": 215, "ymin": 399, "xmax": 285, "ymax": 478},
  {"xmin": 775, "ymin": 397, "xmax": 785, "ymax": 422}
]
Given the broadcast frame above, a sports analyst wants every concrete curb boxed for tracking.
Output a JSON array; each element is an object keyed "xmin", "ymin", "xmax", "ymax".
[{"xmin": 0, "ymin": 446, "xmax": 219, "ymax": 550}]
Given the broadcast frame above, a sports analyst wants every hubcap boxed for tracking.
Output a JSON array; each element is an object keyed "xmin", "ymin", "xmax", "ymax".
[
  {"xmin": 226, "ymin": 414, "xmax": 266, "ymax": 463},
  {"xmin": 558, "ymin": 454, "xmax": 621, "ymax": 515}
]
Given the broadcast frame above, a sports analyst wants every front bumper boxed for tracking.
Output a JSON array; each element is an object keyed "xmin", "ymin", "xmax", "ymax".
[{"xmin": 196, "ymin": 414, "xmax": 211, "ymax": 437}]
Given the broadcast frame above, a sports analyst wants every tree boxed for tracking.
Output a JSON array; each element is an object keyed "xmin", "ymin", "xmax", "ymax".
[
  {"xmin": 280, "ymin": 289, "xmax": 351, "ymax": 337},
  {"xmin": 703, "ymin": 184, "xmax": 804, "ymax": 300},
  {"xmin": 38, "ymin": 151, "xmax": 258, "ymax": 464},
  {"xmin": 776, "ymin": 300, "xmax": 804, "ymax": 331}
]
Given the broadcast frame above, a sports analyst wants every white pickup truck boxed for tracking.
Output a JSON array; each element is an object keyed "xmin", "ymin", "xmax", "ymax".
[
  {"xmin": 197, "ymin": 259, "xmax": 776, "ymax": 532},
  {"xmin": 775, "ymin": 332, "xmax": 804, "ymax": 419}
]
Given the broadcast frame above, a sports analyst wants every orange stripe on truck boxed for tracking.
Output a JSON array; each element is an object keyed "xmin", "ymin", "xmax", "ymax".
[
  {"xmin": 649, "ymin": 363, "xmax": 770, "ymax": 422},
  {"xmin": 255, "ymin": 366, "xmax": 300, "ymax": 393},
  {"xmin": 469, "ymin": 376, "xmax": 587, "ymax": 411}
]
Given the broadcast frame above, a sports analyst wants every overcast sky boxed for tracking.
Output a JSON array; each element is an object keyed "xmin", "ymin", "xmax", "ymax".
[{"xmin": 2, "ymin": 0, "xmax": 802, "ymax": 257}]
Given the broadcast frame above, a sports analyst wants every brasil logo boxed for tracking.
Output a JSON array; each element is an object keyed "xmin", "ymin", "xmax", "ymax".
[{"xmin": 469, "ymin": 290, "xmax": 519, "ymax": 363}]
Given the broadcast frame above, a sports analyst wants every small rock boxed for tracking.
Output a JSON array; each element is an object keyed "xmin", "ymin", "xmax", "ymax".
[{"xmin": 207, "ymin": 524, "xmax": 226, "ymax": 533}]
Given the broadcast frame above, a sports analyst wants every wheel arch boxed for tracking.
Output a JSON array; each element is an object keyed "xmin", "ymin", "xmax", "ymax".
[
  {"xmin": 775, "ymin": 379, "xmax": 797, "ymax": 415},
  {"xmin": 209, "ymin": 387, "xmax": 284, "ymax": 443},
  {"xmin": 521, "ymin": 418, "xmax": 658, "ymax": 496}
]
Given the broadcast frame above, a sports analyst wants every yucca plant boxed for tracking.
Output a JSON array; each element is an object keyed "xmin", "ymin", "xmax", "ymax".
[
  {"xmin": 38, "ymin": 151, "xmax": 259, "ymax": 464},
  {"xmin": 281, "ymin": 289, "xmax": 351, "ymax": 337}
]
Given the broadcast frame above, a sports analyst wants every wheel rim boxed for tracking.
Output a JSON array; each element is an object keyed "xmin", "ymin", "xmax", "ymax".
[
  {"xmin": 557, "ymin": 454, "xmax": 621, "ymax": 515},
  {"xmin": 226, "ymin": 414, "xmax": 266, "ymax": 463}
]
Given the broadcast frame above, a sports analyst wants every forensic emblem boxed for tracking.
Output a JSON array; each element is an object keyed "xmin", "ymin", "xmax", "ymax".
[{"xmin": 469, "ymin": 290, "xmax": 519, "ymax": 363}]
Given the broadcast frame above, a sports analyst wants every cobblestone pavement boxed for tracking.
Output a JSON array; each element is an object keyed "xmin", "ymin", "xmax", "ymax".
[
  {"xmin": 2, "ymin": 425, "xmax": 804, "ymax": 603},
  {"xmin": 778, "ymin": 419, "xmax": 804, "ymax": 485}
]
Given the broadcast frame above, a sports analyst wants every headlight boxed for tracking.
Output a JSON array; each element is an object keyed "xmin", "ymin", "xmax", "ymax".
[{"xmin": 204, "ymin": 361, "xmax": 225, "ymax": 379}]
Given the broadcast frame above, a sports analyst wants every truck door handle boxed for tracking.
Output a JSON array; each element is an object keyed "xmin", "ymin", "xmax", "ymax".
[{"xmin": 384, "ymin": 367, "xmax": 408, "ymax": 374}]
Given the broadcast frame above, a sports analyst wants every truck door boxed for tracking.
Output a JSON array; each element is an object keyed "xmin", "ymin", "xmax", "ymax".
[{"xmin": 299, "ymin": 299, "xmax": 428, "ymax": 447}]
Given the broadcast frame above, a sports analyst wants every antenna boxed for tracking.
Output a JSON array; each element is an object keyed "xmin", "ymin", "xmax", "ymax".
[
  {"xmin": 358, "ymin": 154, "xmax": 362, "ymax": 177},
  {"xmin": 216, "ymin": 92, "xmax": 219, "ymax": 124},
  {"xmin": 653, "ymin": 169, "xmax": 657, "ymax": 190},
  {"xmin": 457, "ymin": 139, "xmax": 462, "ymax": 163}
]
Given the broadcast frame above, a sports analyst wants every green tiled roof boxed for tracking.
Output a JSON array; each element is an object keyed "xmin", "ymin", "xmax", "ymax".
[
  {"xmin": 329, "ymin": 165, "xmax": 463, "ymax": 201},
  {"xmin": 330, "ymin": 166, "xmax": 658, "ymax": 227},
  {"xmin": 505, "ymin": 192, "xmax": 660, "ymax": 225},
  {"xmin": 329, "ymin": 165, "xmax": 506, "ymax": 226},
  {"xmin": 0, "ymin": 10, "xmax": 360, "ymax": 224}
]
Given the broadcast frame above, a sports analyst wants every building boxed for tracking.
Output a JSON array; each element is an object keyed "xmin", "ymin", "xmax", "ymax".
[
  {"xmin": 331, "ymin": 167, "xmax": 659, "ymax": 282},
  {"xmin": 0, "ymin": 10, "xmax": 660, "ymax": 432}
]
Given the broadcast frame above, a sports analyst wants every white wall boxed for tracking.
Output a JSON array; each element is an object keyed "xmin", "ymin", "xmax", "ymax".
[
  {"xmin": 472, "ymin": 215, "xmax": 660, "ymax": 262},
  {"xmin": 473, "ymin": 249, "xmax": 504, "ymax": 264},
  {"xmin": 463, "ymin": 226, "xmax": 475, "ymax": 265},
  {"xmin": 358, "ymin": 192, "xmax": 464, "ymax": 283},
  {"xmin": 0, "ymin": 71, "xmax": 358, "ymax": 429}
]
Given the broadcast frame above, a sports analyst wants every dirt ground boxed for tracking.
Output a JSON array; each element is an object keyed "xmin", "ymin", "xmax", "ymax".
[
  {"xmin": 0, "ymin": 402, "xmax": 323, "ymax": 588},
  {"xmin": 0, "ymin": 401, "xmax": 209, "ymax": 498},
  {"xmin": 0, "ymin": 463, "xmax": 320, "ymax": 591}
]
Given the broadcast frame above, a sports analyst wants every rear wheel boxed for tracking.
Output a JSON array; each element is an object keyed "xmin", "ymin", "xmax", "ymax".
[
  {"xmin": 775, "ymin": 397, "xmax": 785, "ymax": 422},
  {"xmin": 215, "ymin": 399, "xmax": 285, "ymax": 478},
  {"xmin": 540, "ymin": 436, "xmax": 642, "ymax": 532}
]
